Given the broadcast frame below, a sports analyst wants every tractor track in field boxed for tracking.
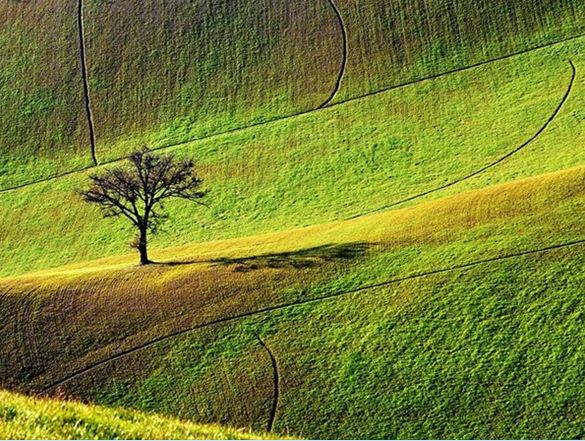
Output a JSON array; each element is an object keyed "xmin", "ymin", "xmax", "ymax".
[
  {"xmin": 345, "ymin": 59, "xmax": 577, "ymax": 220},
  {"xmin": 256, "ymin": 335, "xmax": 280, "ymax": 433},
  {"xmin": 77, "ymin": 0, "xmax": 97, "ymax": 166},
  {"xmin": 1, "ymin": 33, "xmax": 583, "ymax": 194},
  {"xmin": 38, "ymin": 238, "xmax": 585, "ymax": 395},
  {"xmin": 319, "ymin": 0, "xmax": 347, "ymax": 108}
]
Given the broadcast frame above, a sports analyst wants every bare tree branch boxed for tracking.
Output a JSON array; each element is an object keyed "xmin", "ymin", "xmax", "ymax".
[{"xmin": 80, "ymin": 147, "xmax": 207, "ymax": 265}]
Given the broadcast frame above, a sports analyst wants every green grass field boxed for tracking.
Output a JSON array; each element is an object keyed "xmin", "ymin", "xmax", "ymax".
[
  {"xmin": 1, "ymin": 37, "xmax": 584, "ymax": 277},
  {"xmin": 1, "ymin": 0, "xmax": 584, "ymax": 188},
  {"xmin": 1, "ymin": 1, "xmax": 584, "ymax": 439}
]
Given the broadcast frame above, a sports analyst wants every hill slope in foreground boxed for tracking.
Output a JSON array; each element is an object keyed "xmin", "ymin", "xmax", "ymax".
[
  {"xmin": 1, "ymin": 0, "xmax": 585, "ymax": 439},
  {"xmin": 0, "ymin": 390, "xmax": 280, "ymax": 440}
]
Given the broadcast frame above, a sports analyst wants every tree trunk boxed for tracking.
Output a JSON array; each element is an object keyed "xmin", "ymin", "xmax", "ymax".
[{"xmin": 138, "ymin": 228, "xmax": 151, "ymax": 265}]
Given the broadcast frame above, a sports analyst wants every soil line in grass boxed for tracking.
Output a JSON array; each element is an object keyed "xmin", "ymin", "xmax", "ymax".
[
  {"xmin": 38, "ymin": 238, "xmax": 585, "ymax": 395},
  {"xmin": 1, "ymin": 34, "xmax": 583, "ymax": 194},
  {"xmin": 77, "ymin": 0, "xmax": 98, "ymax": 166},
  {"xmin": 256, "ymin": 335, "xmax": 280, "ymax": 433},
  {"xmin": 345, "ymin": 59, "xmax": 577, "ymax": 220},
  {"xmin": 319, "ymin": 0, "xmax": 348, "ymax": 108}
]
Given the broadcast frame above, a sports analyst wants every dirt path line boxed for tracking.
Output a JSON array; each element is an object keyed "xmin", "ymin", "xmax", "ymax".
[
  {"xmin": 38, "ymin": 238, "xmax": 585, "ymax": 394},
  {"xmin": 256, "ymin": 335, "xmax": 280, "ymax": 433},
  {"xmin": 319, "ymin": 0, "xmax": 348, "ymax": 108},
  {"xmin": 77, "ymin": 0, "xmax": 97, "ymax": 166}
]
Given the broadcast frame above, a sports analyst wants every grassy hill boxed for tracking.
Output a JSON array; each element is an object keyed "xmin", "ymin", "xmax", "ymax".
[
  {"xmin": 1, "ymin": 37, "xmax": 583, "ymax": 277},
  {"xmin": 1, "ymin": 1, "xmax": 585, "ymax": 439},
  {"xmin": 0, "ymin": 390, "xmax": 281, "ymax": 440},
  {"xmin": 1, "ymin": 0, "xmax": 584, "ymax": 188},
  {"xmin": 1, "ymin": 162, "xmax": 584, "ymax": 436}
]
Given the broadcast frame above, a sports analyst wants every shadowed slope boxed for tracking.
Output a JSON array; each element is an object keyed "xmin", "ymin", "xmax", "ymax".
[
  {"xmin": 0, "ymin": 0, "xmax": 343, "ymax": 188},
  {"xmin": 86, "ymin": 0, "xmax": 343, "ymax": 163},
  {"xmin": 0, "ymin": 0, "xmax": 91, "ymax": 183},
  {"xmin": 1, "ymin": 0, "xmax": 584, "ymax": 188},
  {"xmin": 333, "ymin": 0, "xmax": 585, "ymax": 102}
]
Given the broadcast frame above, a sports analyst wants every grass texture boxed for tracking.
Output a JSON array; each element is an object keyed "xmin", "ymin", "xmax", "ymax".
[
  {"xmin": 0, "ymin": 3, "xmax": 584, "ymax": 439},
  {"xmin": 0, "ymin": 390, "xmax": 281, "ymax": 440},
  {"xmin": 1, "ymin": 0, "xmax": 584, "ymax": 187},
  {"xmin": 0, "ymin": 38, "xmax": 584, "ymax": 277},
  {"xmin": 1, "ymin": 161, "xmax": 584, "ymax": 437}
]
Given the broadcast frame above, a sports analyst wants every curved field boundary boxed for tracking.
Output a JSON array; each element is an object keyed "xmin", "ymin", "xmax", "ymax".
[
  {"xmin": 345, "ymin": 59, "xmax": 577, "ymax": 220},
  {"xmin": 319, "ymin": 0, "xmax": 348, "ymax": 108},
  {"xmin": 256, "ymin": 335, "xmax": 280, "ymax": 433},
  {"xmin": 1, "ymin": 33, "xmax": 583, "ymax": 194},
  {"xmin": 77, "ymin": 0, "xmax": 97, "ymax": 166},
  {"xmin": 39, "ymin": 238, "xmax": 585, "ymax": 394}
]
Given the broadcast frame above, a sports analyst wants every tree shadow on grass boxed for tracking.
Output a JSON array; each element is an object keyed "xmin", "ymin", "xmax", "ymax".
[
  {"xmin": 211, "ymin": 242, "xmax": 372, "ymax": 272},
  {"xmin": 153, "ymin": 242, "xmax": 373, "ymax": 271}
]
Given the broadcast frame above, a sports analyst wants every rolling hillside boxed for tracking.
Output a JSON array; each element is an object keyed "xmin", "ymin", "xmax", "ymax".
[
  {"xmin": 1, "ymin": 0, "xmax": 584, "ymax": 188},
  {"xmin": 1, "ymin": 0, "xmax": 584, "ymax": 439},
  {"xmin": 1, "ymin": 37, "xmax": 584, "ymax": 277}
]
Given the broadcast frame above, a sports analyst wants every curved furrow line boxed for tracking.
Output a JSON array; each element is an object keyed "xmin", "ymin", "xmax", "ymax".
[
  {"xmin": 345, "ymin": 60, "xmax": 577, "ymax": 220},
  {"xmin": 38, "ymin": 238, "xmax": 585, "ymax": 394},
  {"xmin": 77, "ymin": 0, "xmax": 97, "ymax": 166},
  {"xmin": 0, "ymin": 166, "xmax": 94, "ymax": 194},
  {"xmin": 319, "ymin": 0, "xmax": 348, "ymax": 108},
  {"xmin": 1, "ymin": 34, "xmax": 583, "ymax": 194},
  {"xmin": 256, "ymin": 335, "xmax": 280, "ymax": 433}
]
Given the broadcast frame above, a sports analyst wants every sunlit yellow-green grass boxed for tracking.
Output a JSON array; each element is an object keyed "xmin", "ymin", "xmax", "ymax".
[
  {"xmin": 1, "ymin": 0, "xmax": 584, "ymax": 188},
  {"xmin": 0, "ymin": 390, "xmax": 283, "ymax": 440},
  {"xmin": 1, "ymin": 37, "xmax": 584, "ymax": 278}
]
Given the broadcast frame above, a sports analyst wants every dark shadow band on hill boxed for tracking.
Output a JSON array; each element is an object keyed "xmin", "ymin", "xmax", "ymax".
[
  {"xmin": 152, "ymin": 242, "xmax": 371, "ymax": 271},
  {"xmin": 37, "ymin": 238, "xmax": 585, "ymax": 395},
  {"xmin": 1, "ymin": 34, "xmax": 583, "ymax": 194},
  {"xmin": 212, "ymin": 242, "xmax": 370, "ymax": 271},
  {"xmin": 345, "ymin": 59, "xmax": 577, "ymax": 220}
]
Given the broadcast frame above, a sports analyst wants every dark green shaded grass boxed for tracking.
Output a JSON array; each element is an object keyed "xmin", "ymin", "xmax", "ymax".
[
  {"xmin": 0, "ymin": 0, "xmax": 91, "ymax": 186},
  {"xmin": 335, "ymin": 0, "xmax": 585, "ymax": 103},
  {"xmin": 85, "ymin": 0, "xmax": 342, "ymax": 163}
]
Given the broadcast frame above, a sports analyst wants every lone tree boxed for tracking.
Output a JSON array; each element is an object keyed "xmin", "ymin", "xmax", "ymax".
[{"xmin": 81, "ymin": 148, "xmax": 207, "ymax": 265}]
